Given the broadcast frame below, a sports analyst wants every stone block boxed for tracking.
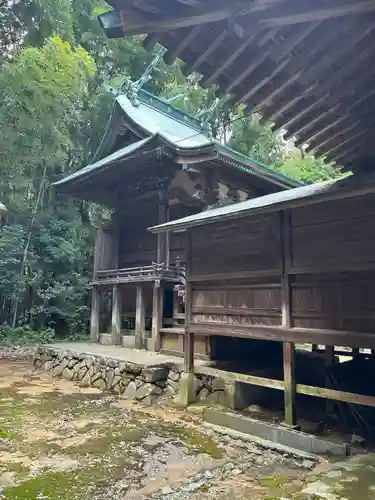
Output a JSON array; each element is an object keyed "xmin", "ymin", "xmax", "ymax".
[
  {"xmin": 125, "ymin": 362, "xmax": 142, "ymax": 375},
  {"xmin": 168, "ymin": 370, "xmax": 181, "ymax": 382},
  {"xmin": 106, "ymin": 368, "xmax": 115, "ymax": 389},
  {"xmin": 44, "ymin": 360, "xmax": 53, "ymax": 372},
  {"xmin": 81, "ymin": 372, "xmax": 91, "ymax": 387},
  {"xmin": 197, "ymin": 388, "xmax": 209, "ymax": 401},
  {"xmin": 211, "ymin": 378, "xmax": 225, "ymax": 391},
  {"xmin": 62, "ymin": 367, "xmax": 74, "ymax": 381},
  {"xmin": 174, "ymin": 372, "xmax": 196, "ymax": 407},
  {"xmin": 92, "ymin": 378, "xmax": 106, "ymax": 391},
  {"xmin": 142, "ymin": 366, "xmax": 168, "ymax": 383},
  {"xmin": 122, "ymin": 381, "xmax": 138, "ymax": 400},
  {"xmin": 135, "ymin": 383, "xmax": 158, "ymax": 400}
]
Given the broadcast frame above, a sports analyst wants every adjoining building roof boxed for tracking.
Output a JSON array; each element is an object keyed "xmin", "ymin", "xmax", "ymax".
[
  {"xmin": 149, "ymin": 172, "xmax": 375, "ymax": 233},
  {"xmin": 98, "ymin": 0, "xmax": 375, "ymax": 173},
  {"xmin": 54, "ymin": 88, "xmax": 299, "ymax": 191}
]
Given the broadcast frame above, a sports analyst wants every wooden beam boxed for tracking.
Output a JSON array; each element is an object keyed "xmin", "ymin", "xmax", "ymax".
[
  {"xmin": 222, "ymin": 30, "xmax": 277, "ymax": 94},
  {"xmin": 307, "ymin": 120, "xmax": 359, "ymax": 154},
  {"xmin": 283, "ymin": 342, "xmax": 297, "ymax": 427},
  {"xmin": 90, "ymin": 286, "xmax": 100, "ymax": 342},
  {"xmin": 296, "ymin": 384, "xmax": 375, "ymax": 408},
  {"xmin": 111, "ymin": 283, "xmax": 121, "ymax": 345},
  {"xmin": 164, "ymin": 25, "xmax": 202, "ymax": 64},
  {"xmin": 109, "ymin": 1, "xmax": 253, "ymax": 35},
  {"xmin": 260, "ymin": 1, "xmax": 375, "ymax": 28},
  {"xmin": 135, "ymin": 284, "xmax": 146, "ymax": 349},
  {"xmin": 201, "ymin": 26, "xmax": 266, "ymax": 88},
  {"xmin": 151, "ymin": 280, "xmax": 163, "ymax": 352},
  {"xmin": 182, "ymin": 26, "xmax": 230, "ymax": 75},
  {"xmin": 196, "ymin": 365, "xmax": 284, "ymax": 390},
  {"xmin": 188, "ymin": 322, "xmax": 375, "ymax": 350}
]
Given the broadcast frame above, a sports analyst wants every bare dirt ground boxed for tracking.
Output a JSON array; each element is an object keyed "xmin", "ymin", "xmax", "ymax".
[{"xmin": 0, "ymin": 360, "xmax": 374, "ymax": 500}]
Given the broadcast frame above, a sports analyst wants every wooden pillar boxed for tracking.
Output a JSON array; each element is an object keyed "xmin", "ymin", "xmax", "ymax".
[
  {"xmin": 157, "ymin": 192, "xmax": 167, "ymax": 264},
  {"xmin": 184, "ymin": 328, "xmax": 194, "ymax": 373},
  {"xmin": 283, "ymin": 341, "xmax": 297, "ymax": 427},
  {"xmin": 280, "ymin": 212, "xmax": 297, "ymax": 427},
  {"xmin": 325, "ymin": 345, "xmax": 335, "ymax": 414},
  {"xmin": 111, "ymin": 283, "xmax": 121, "ymax": 345},
  {"xmin": 135, "ymin": 284, "xmax": 146, "ymax": 349},
  {"xmin": 151, "ymin": 280, "xmax": 164, "ymax": 352},
  {"xmin": 352, "ymin": 347, "xmax": 360, "ymax": 359},
  {"xmin": 90, "ymin": 285, "xmax": 100, "ymax": 342}
]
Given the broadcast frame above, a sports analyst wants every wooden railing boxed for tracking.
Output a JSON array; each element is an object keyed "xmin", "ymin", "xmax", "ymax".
[{"xmin": 95, "ymin": 262, "xmax": 186, "ymax": 284}]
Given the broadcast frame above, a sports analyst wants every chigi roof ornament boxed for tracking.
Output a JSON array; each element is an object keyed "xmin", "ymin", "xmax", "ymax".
[
  {"xmin": 120, "ymin": 46, "xmax": 167, "ymax": 107},
  {"xmin": 195, "ymin": 94, "xmax": 231, "ymax": 137}
]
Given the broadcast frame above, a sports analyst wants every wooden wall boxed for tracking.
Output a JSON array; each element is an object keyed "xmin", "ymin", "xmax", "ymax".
[{"xmin": 187, "ymin": 192, "xmax": 375, "ymax": 347}]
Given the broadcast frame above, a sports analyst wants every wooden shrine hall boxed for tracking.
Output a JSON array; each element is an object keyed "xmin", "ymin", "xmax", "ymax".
[
  {"xmin": 150, "ymin": 173, "xmax": 375, "ymax": 430},
  {"xmin": 54, "ymin": 87, "xmax": 297, "ymax": 355}
]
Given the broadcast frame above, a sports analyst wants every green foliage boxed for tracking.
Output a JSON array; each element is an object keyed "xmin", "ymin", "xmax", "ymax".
[
  {"xmin": 0, "ymin": 325, "xmax": 55, "ymax": 345},
  {"xmin": 277, "ymin": 150, "xmax": 342, "ymax": 184}
]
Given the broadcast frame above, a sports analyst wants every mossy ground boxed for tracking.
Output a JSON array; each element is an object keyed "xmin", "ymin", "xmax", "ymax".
[{"xmin": 1, "ymin": 359, "xmax": 373, "ymax": 500}]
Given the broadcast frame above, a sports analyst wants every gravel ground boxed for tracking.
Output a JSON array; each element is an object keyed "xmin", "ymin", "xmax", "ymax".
[{"xmin": 0, "ymin": 359, "xmax": 323, "ymax": 500}]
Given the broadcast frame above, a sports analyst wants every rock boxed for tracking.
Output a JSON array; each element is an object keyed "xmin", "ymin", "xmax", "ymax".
[
  {"xmin": 167, "ymin": 379, "xmax": 180, "ymax": 392},
  {"xmin": 211, "ymin": 378, "xmax": 225, "ymax": 391},
  {"xmin": 106, "ymin": 368, "xmax": 115, "ymax": 389},
  {"xmin": 246, "ymin": 404, "xmax": 262, "ymax": 413},
  {"xmin": 164, "ymin": 385, "xmax": 177, "ymax": 396},
  {"xmin": 125, "ymin": 362, "xmax": 142, "ymax": 375},
  {"xmin": 134, "ymin": 378, "xmax": 143, "ymax": 389},
  {"xmin": 68, "ymin": 358, "xmax": 79, "ymax": 369},
  {"xmin": 206, "ymin": 391, "xmax": 224, "ymax": 403},
  {"xmin": 142, "ymin": 366, "xmax": 168, "ymax": 383},
  {"xmin": 107, "ymin": 358, "xmax": 117, "ymax": 368},
  {"xmin": 114, "ymin": 367, "xmax": 121, "ymax": 376},
  {"xmin": 44, "ymin": 360, "xmax": 53, "ymax": 372},
  {"xmin": 302, "ymin": 459, "xmax": 316, "ymax": 469},
  {"xmin": 81, "ymin": 372, "xmax": 91, "ymax": 387},
  {"xmin": 181, "ymin": 480, "xmax": 205, "ymax": 493},
  {"xmin": 135, "ymin": 383, "xmax": 159, "ymax": 400},
  {"xmin": 118, "ymin": 362, "xmax": 127, "ymax": 373},
  {"xmin": 0, "ymin": 471, "xmax": 16, "ymax": 486},
  {"xmin": 197, "ymin": 388, "xmax": 210, "ymax": 401},
  {"xmin": 85, "ymin": 356, "xmax": 94, "ymax": 368},
  {"xmin": 122, "ymin": 381, "xmax": 138, "ymax": 400},
  {"xmin": 161, "ymin": 486, "xmax": 173, "ymax": 495},
  {"xmin": 194, "ymin": 377, "xmax": 203, "ymax": 392},
  {"xmin": 92, "ymin": 377, "xmax": 106, "ymax": 391},
  {"xmin": 168, "ymin": 370, "xmax": 181, "ymax": 382},
  {"xmin": 62, "ymin": 367, "xmax": 74, "ymax": 381}
]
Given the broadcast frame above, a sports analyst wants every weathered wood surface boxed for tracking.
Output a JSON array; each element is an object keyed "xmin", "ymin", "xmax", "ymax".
[
  {"xmin": 135, "ymin": 284, "xmax": 146, "ymax": 349},
  {"xmin": 111, "ymin": 283, "xmax": 121, "ymax": 345},
  {"xmin": 283, "ymin": 342, "xmax": 297, "ymax": 426}
]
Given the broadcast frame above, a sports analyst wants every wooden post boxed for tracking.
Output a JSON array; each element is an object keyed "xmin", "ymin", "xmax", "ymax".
[
  {"xmin": 111, "ymin": 283, "xmax": 121, "ymax": 345},
  {"xmin": 151, "ymin": 280, "xmax": 164, "ymax": 351},
  {"xmin": 135, "ymin": 284, "xmax": 146, "ymax": 349},
  {"xmin": 184, "ymin": 328, "xmax": 194, "ymax": 373},
  {"xmin": 352, "ymin": 347, "xmax": 360, "ymax": 358},
  {"xmin": 325, "ymin": 345, "xmax": 335, "ymax": 414},
  {"xmin": 283, "ymin": 341, "xmax": 297, "ymax": 427},
  {"xmin": 280, "ymin": 212, "xmax": 297, "ymax": 427},
  {"xmin": 157, "ymin": 192, "xmax": 167, "ymax": 264},
  {"xmin": 90, "ymin": 285, "xmax": 100, "ymax": 342}
]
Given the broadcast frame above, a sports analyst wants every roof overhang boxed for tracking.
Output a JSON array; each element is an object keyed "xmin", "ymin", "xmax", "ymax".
[
  {"xmin": 149, "ymin": 172, "xmax": 375, "ymax": 233},
  {"xmin": 99, "ymin": 0, "xmax": 375, "ymax": 173}
]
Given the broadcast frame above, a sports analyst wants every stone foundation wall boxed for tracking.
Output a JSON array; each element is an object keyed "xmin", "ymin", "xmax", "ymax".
[
  {"xmin": 32, "ymin": 347, "xmax": 233, "ymax": 407},
  {"xmin": 33, "ymin": 347, "xmax": 183, "ymax": 405}
]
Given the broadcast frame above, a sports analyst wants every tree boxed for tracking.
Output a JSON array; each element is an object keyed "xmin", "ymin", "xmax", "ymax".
[{"xmin": 0, "ymin": 35, "xmax": 95, "ymax": 332}]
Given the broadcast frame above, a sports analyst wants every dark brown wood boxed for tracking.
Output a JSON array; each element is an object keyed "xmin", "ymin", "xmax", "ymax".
[
  {"xmin": 283, "ymin": 342, "xmax": 297, "ymax": 427},
  {"xmin": 196, "ymin": 365, "xmax": 284, "ymax": 390},
  {"xmin": 187, "ymin": 322, "xmax": 375, "ymax": 349},
  {"xmin": 90, "ymin": 286, "xmax": 100, "ymax": 342},
  {"xmin": 183, "ymin": 329, "xmax": 194, "ymax": 373},
  {"xmin": 325, "ymin": 345, "xmax": 335, "ymax": 414},
  {"xmin": 111, "ymin": 283, "xmax": 121, "ymax": 345},
  {"xmin": 135, "ymin": 284, "xmax": 146, "ymax": 349},
  {"xmin": 296, "ymin": 384, "xmax": 375, "ymax": 408},
  {"xmin": 151, "ymin": 281, "xmax": 163, "ymax": 352}
]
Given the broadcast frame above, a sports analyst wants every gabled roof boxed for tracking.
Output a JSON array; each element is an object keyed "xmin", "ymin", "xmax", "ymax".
[
  {"xmin": 149, "ymin": 172, "xmax": 375, "ymax": 234},
  {"xmin": 54, "ymin": 88, "xmax": 300, "ymax": 191}
]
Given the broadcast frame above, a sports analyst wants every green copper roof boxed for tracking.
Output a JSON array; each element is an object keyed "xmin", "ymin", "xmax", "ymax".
[{"xmin": 55, "ymin": 88, "xmax": 300, "ymax": 191}]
